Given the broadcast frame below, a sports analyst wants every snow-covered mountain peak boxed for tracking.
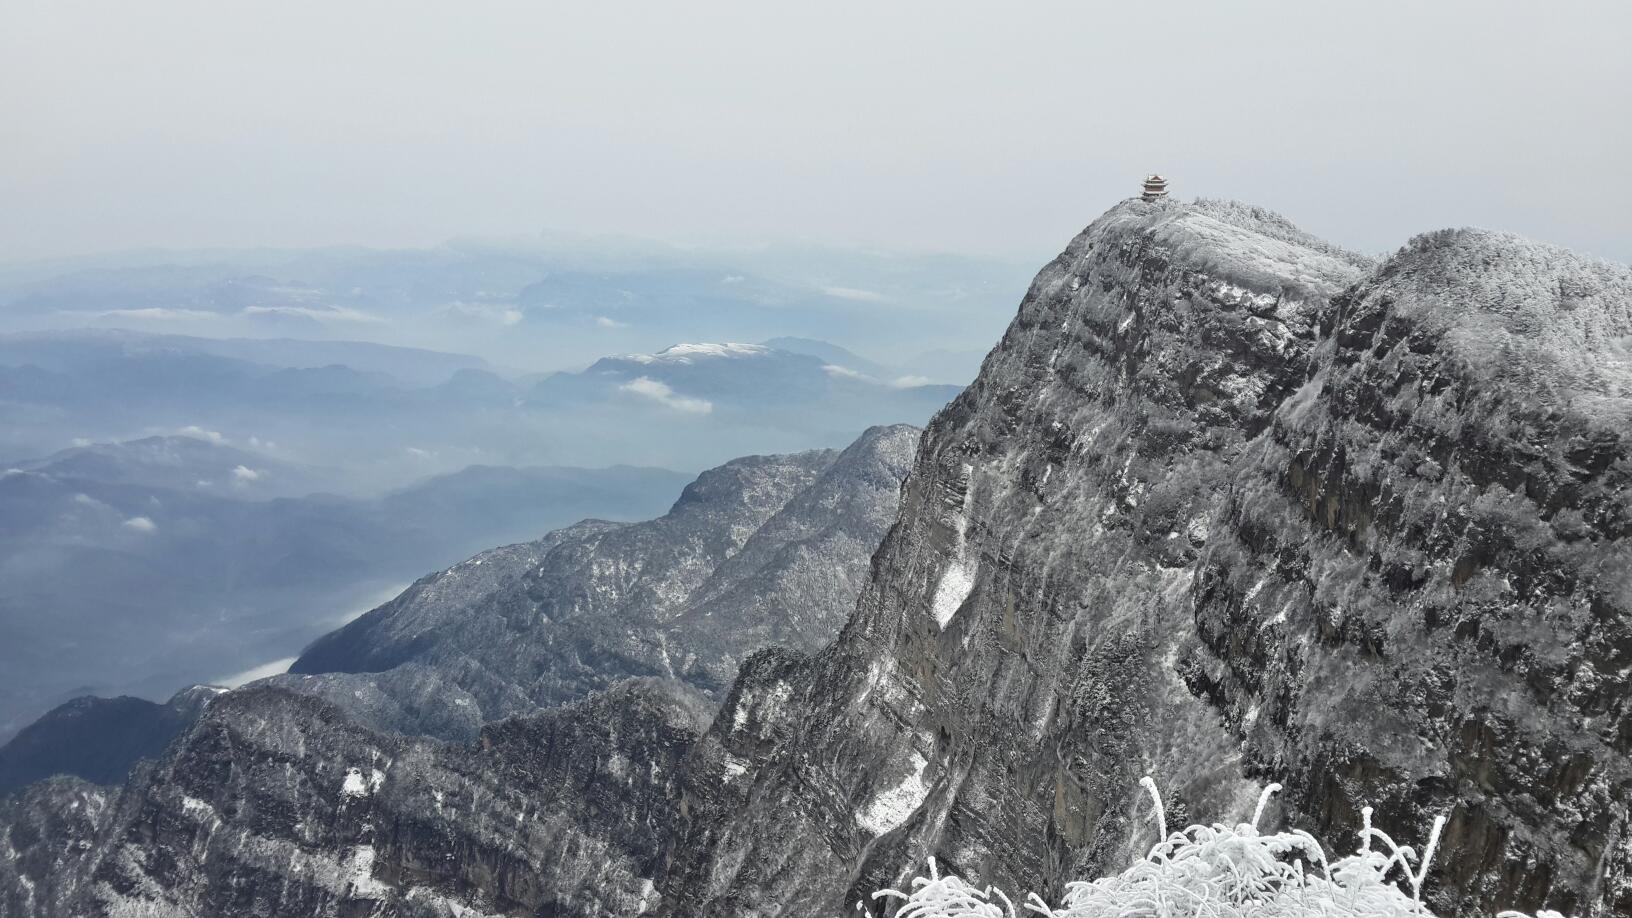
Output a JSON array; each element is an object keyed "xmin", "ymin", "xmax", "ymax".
[{"xmin": 626, "ymin": 342, "xmax": 774, "ymax": 364}]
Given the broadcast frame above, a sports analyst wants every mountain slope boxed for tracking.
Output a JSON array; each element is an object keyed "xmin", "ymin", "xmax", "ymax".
[
  {"xmin": 759, "ymin": 336, "xmax": 893, "ymax": 379},
  {"xmin": 659, "ymin": 198, "xmax": 1374, "ymax": 914},
  {"xmin": 659, "ymin": 202, "xmax": 1632, "ymax": 917},
  {"xmin": 0, "ymin": 427, "xmax": 919, "ymax": 916},
  {"xmin": 0, "ymin": 686, "xmax": 222, "ymax": 796},
  {"xmin": 1186, "ymin": 226, "xmax": 1632, "ymax": 913},
  {"xmin": 0, "ymin": 446, "xmax": 687, "ymax": 740},
  {"xmin": 3, "ymin": 200, "xmax": 1628, "ymax": 918},
  {"xmin": 0, "ymin": 679, "xmax": 711, "ymax": 918},
  {"xmin": 291, "ymin": 424, "xmax": 918, "ymax": 725}
]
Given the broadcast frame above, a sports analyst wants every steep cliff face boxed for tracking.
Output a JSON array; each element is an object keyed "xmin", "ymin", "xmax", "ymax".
[
  {"xmin": 1, "ymin": 679, "xmax": 709, "ymax": 917},
  {"xmin": 662, "ymin": 199, "xmax": 1372, "ymax": 914},
  {"xmin": 292, "ymin": 424, "xmax": 917, "ymax": 726},
  {"xmin": 0, "ymin": 776, "xmax": 113, "ymax": 917},
  {"xmin": 661, "ymin": 202, "xmax": 1632, "ymax": 918},
  {"xmin": 0, "ymin": 426, "xmax": 919, "ymax": 917},
  {"xmin": 4, "ymin": 200, "xmax": 1627, "ymax": 918},
  {"xmin": 1187, "ymin": 228, "xmax": 1632, "ymax": 914}
]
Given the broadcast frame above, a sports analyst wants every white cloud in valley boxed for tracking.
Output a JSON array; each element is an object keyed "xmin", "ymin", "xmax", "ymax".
[
  {"xmin": 620, "ymin": 377, "xmax": 713, "ymax": 414},
  {"xmin": 92, "ymin": 307, "xmax": 219, "ymax": 321},
  {"xmin": 123, "ymin": 516, "xmax": 157, "ymax": 533},
  {"xmin": 177, "ymin": 426, "xmax": 226, "ymax": 443},
  {"xmin": 821, "ymin": 286, "xmax": 889, "ymax": 302},
  {"xmin": 240, "ymin": 305, "xmax": 387, "ymax": 324},
  {"xmin": 822, "ymin": 364, "xmax": 871, "ymax": 381}
]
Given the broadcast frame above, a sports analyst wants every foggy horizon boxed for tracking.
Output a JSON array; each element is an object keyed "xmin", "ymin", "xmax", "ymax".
[
  {"xmin": 5, "ymin": 0, "xmax": 1629, "ymax": 265},
  {"xmin": 5, "ymin": 4, "xmax": 1632, "ymax": 913}
]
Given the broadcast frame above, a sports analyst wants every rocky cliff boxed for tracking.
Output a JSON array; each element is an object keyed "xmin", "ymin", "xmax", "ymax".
[
  {"xmin": 1187, "ymin": 227, "xmax": 1632, "ymax": 913},
  {"xmin": 659, "ymin": 198, "xmax": 1375, "ymax": 914},
  {"xmin": 0, "ymin": 425, "xmax": 919, "ymax": 916},
  {"xmin": 3, "ymin": 199, "xmax": 1628, "ymax": 918},
  {"xmin": 1, "ymin": 679, "xmax": 709, "ymax": 917},
  {"xmin": 660, "ymin": 200, "xmax": 1631, "ymax": 918},
  {"xmin": 289, "ymin": 423, "xmax": 917, "ymax": 730}
]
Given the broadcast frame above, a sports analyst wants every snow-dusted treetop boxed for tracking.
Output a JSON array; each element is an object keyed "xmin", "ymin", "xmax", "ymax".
[
  {"xmin": 1366, "ymin": 227, "xmax": 1632, "ymax": 422},
  {"xmin": 1077, "ymin": 199, "xmax": 1371, "ymax": 305},
  {"xmin": 1188, "ymin": 198, "xmax": 1374, "ymax": 268},
  {"xmin": 1084, "ymin": 199, "xmax": 1632, "ymax": 424},
  {"xmin": 866, "ymin": 780, "xmax": 1563, "ymax": 918}
]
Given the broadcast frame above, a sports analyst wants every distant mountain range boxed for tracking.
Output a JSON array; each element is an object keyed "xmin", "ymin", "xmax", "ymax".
[
  {"xmin": 0, "ymin": 318, "xmax": 963, "ymax": 743},
  {"xmin": 0, "ymin": 237, "xmax": 1030, "ymax": 379},
  {"xmin": 0, "ymin": 329, "xmax": 957, "ymax": 482},
  {"xmin": 13, "ymin": 434, "xmax": 339, "ymax": 498},
  {"xmin": 0, "ymin": 328, "xmax": 491, "ymax": 386},
  {"xmin": 0, "ymin": 424, "xmax": 917, "ymax": 798},
  {"xmin": 291, "ymin": 424, "xmax": 918, "ymax": 727},
  {"xmin": 4, "ymin": 201, "xmax": 1631, "ymax": 916},
  {"xmin": 0, "ymin": 686, "xmax": 221, "ymax": 797},
  {"xmin": 0, "ymin": 433, "xmax": 689, "ymax": 740},
  {"xmin": 528, "ymin": 341, "xmax": 957, "ymax": 442}
]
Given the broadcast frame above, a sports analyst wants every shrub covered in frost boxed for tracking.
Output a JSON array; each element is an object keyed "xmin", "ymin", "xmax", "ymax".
[{"xmin": 862, "ymin": 778, "xmax": 1569, "ymax": 918}]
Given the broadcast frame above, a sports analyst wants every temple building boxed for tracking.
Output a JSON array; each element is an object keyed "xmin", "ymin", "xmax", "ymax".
[{"xmin": 1141, "ymin": 174, "xmax": 1168, "ymax": 201}]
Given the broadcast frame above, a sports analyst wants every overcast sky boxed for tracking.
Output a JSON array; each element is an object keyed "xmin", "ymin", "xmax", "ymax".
[{"xmin": 3, "ymin": 0, "xmax": 1629, "ymax": 265}]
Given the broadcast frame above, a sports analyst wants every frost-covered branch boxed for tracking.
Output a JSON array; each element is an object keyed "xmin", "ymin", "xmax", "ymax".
[{"xmin": 864, "ymin": 779, "xmax": 1567, "ymax": 918}]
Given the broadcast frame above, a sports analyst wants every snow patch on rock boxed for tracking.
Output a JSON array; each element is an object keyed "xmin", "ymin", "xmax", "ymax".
[
  {"xmin": 180, "ymin": 795, "xmax": 217, "ymax": 824},
  {"xmin": 932, "ymin": 559, "xmax": 976, "ymax": 628},
  {"xmin": 932, "ymin": 464, "xmax": 978, "ymax": 627},
  {"xmin": 340, "ymin": 767, "xmax": 379, "ymax": 798},
  {"xmin": 857, "ymin": 751, "xmax": 929, "ymax": 836},
  {"xmin": 341, "ymin": 844, "xmax": 388, "ymax": 899}
]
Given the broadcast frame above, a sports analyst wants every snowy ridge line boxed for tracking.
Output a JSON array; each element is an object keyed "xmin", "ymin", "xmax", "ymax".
[{"xmin": 621, "ymin": 342, "xmax": 772, "ymax": 364}]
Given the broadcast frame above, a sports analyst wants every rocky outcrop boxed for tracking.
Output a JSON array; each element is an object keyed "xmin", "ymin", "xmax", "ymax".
[
  {"xmin": 0, "ymin": 426, "xmax": 918, "ymax": 916},
  {"xmin": 660, "ymin": 203, "xmax": 1632, "ymax": 918},
  {"xmin": 1186, "ymin": 227, "xmax": 1632, "ymax": 915},
  {"xmin": 4, "ymin": 200, "xmax": 1628, "ymax": 918},
  {"xmin": 261, "ymin": 665, "xmax": 487, "ymax": 744},
  {"xmin": 291, "ymin": 424, "xmax": 918, "ymax": 726},
  {"xmin": 660, "ymin": 199, "xmax": 1375, "ymax": 915},
  {"xmin": 0, "ymin": 776, "xmax": 114, "ymax": 917},
  {"xmin": 6, "ymin": 679, "xmax": 708, "ymax": 917}
]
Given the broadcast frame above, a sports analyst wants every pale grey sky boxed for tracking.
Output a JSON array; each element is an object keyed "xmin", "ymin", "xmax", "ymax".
[{"xmin": 3, "ymin": 0, "xmax": 1629, "ymax": 264}]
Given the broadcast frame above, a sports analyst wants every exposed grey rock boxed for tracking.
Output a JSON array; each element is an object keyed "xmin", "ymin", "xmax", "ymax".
[
  {"xmin": 5, "ymin": 200, "xmax": 1628, "ymax": 918},
  {"xmin": 291, "ymin": 424, "xmax": 918, "ymax": 726},
  {"xmin": 0, "ymin": 776, "xmax": 115, "ymax": 917},
  {"xmin": 661, "ymin": 202, "xmax": 1631, "ymax": 918},
  {"xmin": 1185, "ymin": 226, "xmax": 1632, "ymax": 915},
  {"xmin": 660, "ymin": 198, "xmax": 1374, "ymax": 915},
  {"xmin": 0, "ymin": 425, "xmax": 918, "ymax": 916},
  {"xmin": 0, "ymin": 679, "xmax": 707, "ymax": 917}
]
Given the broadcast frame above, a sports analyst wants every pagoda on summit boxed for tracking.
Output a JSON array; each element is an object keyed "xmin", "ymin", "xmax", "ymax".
[{"xmin": 1141, "ymin": 174, "xmax": 1168, "ymax": 201}]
